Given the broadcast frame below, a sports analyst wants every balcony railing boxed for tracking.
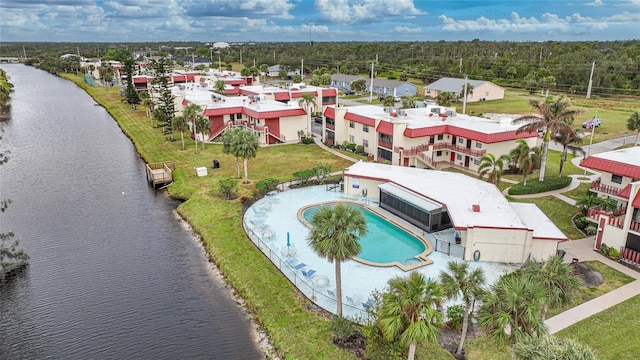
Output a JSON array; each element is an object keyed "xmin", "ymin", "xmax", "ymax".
[
  {"xmin": 590, "ymin": 180, "xmax": 626, "ymax": 197},
  {"xmin": 417, "ymin": 152, "xmax": 435, "ymax": 168},
  {"xmin": 403, "ymin": 142, "xmax": 486, "ymax": 158},
  {"xmin": 620, "ymin": 247, "xmax": 640, "ymax": 267},
  {"xmin": 378, "ymin": 140, "xmax": 393, "ymax": 149},
  {"xmin": 587, "ymin": 205, "xmax": 627, "ymax": 229}
]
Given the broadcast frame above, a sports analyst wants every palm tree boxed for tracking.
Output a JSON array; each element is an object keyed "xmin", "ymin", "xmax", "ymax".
[
  {"xmin": 171, "ymin": 115, "xmax": 188, "ymax": 150},
  {"xmin": 477, "ymin": 153, "xmax": 511, "ymax": 185},
  {"xmin": 512, "ymin": 139, "xmax": 541, "ymax": 186},
  {"xmin": 627, "ymin": 111, "xmax": 640, "ymax": 146},
  {"xmin": 554, "ymin": 128, "xmax": 585, "ymax": 177},
  {"xmin": 382, "ymin": 95, "xmax": 395, "ymax": 107},
  {"xmin": 512, "ymin": 95, "xmax": 584, "ymax": 181},
  {"xmin": 143, "ymin": 99, "xmax": 155, "ymax": 125},
  {"xmin": 478, "ymin": 273, "xmax": 547, "ymax": 347},
  {"xmin": 460, "ymin": 82, "xmax": 474, "ymax": 101},
  {"xmin": 307, "ymin": 203, "xmax": 367, "ymax": 317},
  {"xmin": 440, "ymin": 261, "xmax": 486, "ymax": 356},
  {"xmin": 378, "ymin": 272, "xmax": 444, "ymax": 360},
  {"xmin": 183, "ymin": 103, "xmax": 204, "ymax": 154},
  {"xmin": 195, "ymin": 114, "xmax": 211, "ymax": 150},
  {"xmin": 214, "ymin": 79, "xmax": 226, "ymax": 95},
  {"xmin": 298, "ymin": 93, "xmax": 316, "ymax": 136},
  {"xmin": 233, "ymin": 129, "xmax": 259, "ymax": 184},
  {"xmin": 222, "ymin": 127, "xmax": 243, "ymax": 179},
  {"xmin": 350, "ymin": 79, "xmax": 366, "ymax": 95},
  {"xmin": 523, "ymin": 255, "xmax": 582, "ymax": 321},
  {"xmin": 437, "ymin": 91, "xmax": 456, "ymax": 106}
]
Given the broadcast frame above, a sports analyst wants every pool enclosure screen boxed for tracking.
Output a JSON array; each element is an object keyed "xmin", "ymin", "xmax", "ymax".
[{"xmin": 378, "ymin": 183, "xmax": 451, "ymax": 233}]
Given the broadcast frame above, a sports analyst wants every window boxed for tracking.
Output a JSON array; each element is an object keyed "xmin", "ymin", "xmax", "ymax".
[
  {"xmin": 474, "ymin": 159, "xmax": 480, "ymax": 165},
  {"xmin": 363, "ymin": 139, "xmax": 369, "ymax": 148},
  {"xmin": 611, "ymin": 174, "xmax": 623, "ymax": 184},
  {"xmin": 437, "ymin": 134, "xmax": 444, "ymax": 141},
  {"xmin": 476, "ymin": 142, "xmax": 482, "ymax": 148},
  {"xmin": 236, "ymin": 113, "xmax": 242, "ymax": 120},
  {"xmin": 436, "ymin": 150, "xmax": 442, "ymax": 157},
  {"xmin": 485, "ymin": 92, "xmax": 489, "ymax": 97},
  {"xmin": 458, "ymin": 137, "xmax": 464, "ymax": 144},
  {"xmin": 457, "ymin": 154, "xmax": 462, "ymax": 160},
  {"xmin": 349, "ymin": 121, "xmax": 355, "ymax": 128},
  {"xmin": 349, "ymin": 135, "xmax": 355, "ymax": 143},
  {"xmin": 363, "ymin": 124, "xmax": 369, "ymax": 132}
]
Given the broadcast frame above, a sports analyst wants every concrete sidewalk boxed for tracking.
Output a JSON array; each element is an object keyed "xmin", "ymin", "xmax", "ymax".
[{"xmin": 546, "ymin": 238, "xmax": 640, "ymax": 334}]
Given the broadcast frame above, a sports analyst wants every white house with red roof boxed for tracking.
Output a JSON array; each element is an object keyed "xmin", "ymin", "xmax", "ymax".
[
  {"xmin": 581, "ymin": 146, "xmax": 640, "ymax": 264},
  {"xmin": 342, "ymin": 161, "xmax": 567, "ymax": 263},
  {"xmin": 323, "ymin": 105, "xmax": 538, "ymax": 170}
]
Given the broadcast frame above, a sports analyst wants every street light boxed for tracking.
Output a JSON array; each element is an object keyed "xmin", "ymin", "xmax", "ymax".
[
  {"xmin": 623, "ymin": 132, "xmax": 628, "ymax": 146},
  {"xmin": 583, "ymin": 111, "xmax": 598, "ymax": 176}
]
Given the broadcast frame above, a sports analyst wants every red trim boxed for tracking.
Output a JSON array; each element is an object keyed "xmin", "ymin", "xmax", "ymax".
[
  {"xmin": 580, "ymin": 157, "xmax": 640, "ymax": 179},
  {"xmin": 181, "ymin": 99, "xmax": 189, "ymax": 106},
  {"xmin": 226, "ymin": 87, "xmax": 240, "ymax": 95},
  {"xmin": 324, "ymin": 107, "xmax": 335, "ymax": 119},
  {"xmin": 617, "ymin": 184, "xmax": 632, "ymax": 199},
  {"xmin": 273, "ymin": 92, "xmax": 291, "ymax": 101},
  {"xmin": 404, "ymin": 125, "xmax": 537, "ymax": 143},
  {"xmin": 242, "ymin": 108, "xmax": 305, "ymax": 119},
  {"xmin": 632, "ymin": 191, "xmax": 640, "ymax": 208},
  {"xmin": 344, "ymin": 112, "xmax": 375, "ymax": 126},
  {"xmin": 204, "ymin": 106, "xmax": 244, "ymax": 116},
  {"xmin": 240, "ymin": 89, "xmax": 260, "ymax": 96},
  {"xmin": 321, "ymin": 88, "xmax": 337, "ymax": 97},
  {"xmin": 133, "ymin": 76, "xmax": 150, "ymax": 84},
  {"xmin": 172, "ymin": 75, "xmax": 187, "ymax": 83},
  {"xmin": 376, "ymin": 121, "xmax": 394, "ymax": 136}
]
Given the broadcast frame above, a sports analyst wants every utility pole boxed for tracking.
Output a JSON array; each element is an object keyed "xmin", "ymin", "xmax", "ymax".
[
  {"xmin": 459, "ymin": 58, "xmax": 463, "ymax": 73},
  {"xmin": 586, "ymin": 60, "xmax": 596, "ymax": 99},
  {"xmin": 369, "ymin": 62, "xmax": 374, "ymax": 103},
  {"xmin": 218, "ymin": 55, "xmax": 221, "ymax": 72},
  {"xmin": 583, "ymin": 111, "xmax": 598, "ymax": 176},
  {"xmin": 301, "ymin": 59, "xmax": 304, "ymax": 81},
  {"xmin": 253, "ymin": 58, "xmax": 256, "ymax": 67},
  {"xmin": 462, "ymin": 75, "xmax": 468, "ymax": 115},
  {"xmin": 240, "ymin": 49, "xmax": 242, "ymax": 65}
]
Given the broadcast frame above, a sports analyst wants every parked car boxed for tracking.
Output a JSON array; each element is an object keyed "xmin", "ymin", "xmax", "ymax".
[
  {"xmin": 394, "ymin": 96, "xmax": 401, "ymax": 102},
  {"xmin": 314, "ymin": 116, "xmax": 323, "ymax": 124},
  {"xmin": 343, "ymin": 90, "xmax": 355, "ymax": 95},
  {"xmin": 582, "ymin": 117, "xmax": 601, "ymax": 129},
  {"xmin": 423, "ymin": 99, "xmax": 436, "ymax": 105}
]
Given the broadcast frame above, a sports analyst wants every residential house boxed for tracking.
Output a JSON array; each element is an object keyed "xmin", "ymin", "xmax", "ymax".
[
  {"xmin": 322, "ymin": 104, "xmax": 537, "ymax": 170},
  {"xmin": 581, "ymin": 147, "xmax": 640, "ymax": 265},
  {"xmin": 330, "ymin": 74, "xmax": 417, "ymax": 97},
  {"xmin": 343, "ymin": 161, "xmax": 567, "ymax": 263},
  {"xmin": 424, "ymin": 77, "xmax": 505, "ymax": 102}
]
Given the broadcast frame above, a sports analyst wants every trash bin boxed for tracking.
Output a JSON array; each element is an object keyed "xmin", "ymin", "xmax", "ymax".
[
  {"xmin": 556, "ymin": 249, "xmax": 566, "ymax": 260},
  {"xmin": 212, "ymin": 159, "xmax": 220, "ymax": 169}
]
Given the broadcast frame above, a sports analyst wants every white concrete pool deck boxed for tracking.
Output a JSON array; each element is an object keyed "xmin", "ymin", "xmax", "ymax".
[{"xmin": 244, "ymin": 186, "xmax": 520, "ymax": 318}]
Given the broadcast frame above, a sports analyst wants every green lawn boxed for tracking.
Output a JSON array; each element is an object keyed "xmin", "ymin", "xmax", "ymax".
[
  {"xmin": 557, "ymin": 294, "xmax": 640, "ymax": 360},
  {"xmin": 509, "ymin": 196, "xmax": 584, "ymax": 240},
  {"xmin": 562, "ymin": 182, "xmax": 591, "ymax": 201},
  {"xmin": 503, "ymin": 150, "xmax": 589, "ymax": 183}
]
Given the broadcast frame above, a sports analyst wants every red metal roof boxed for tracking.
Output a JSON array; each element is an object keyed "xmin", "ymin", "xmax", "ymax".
[
  {"xmin": 403, "ymin": 125, "xmax": 447, "ymax": 137},
  {"xmin": 273, "ymin": 92, "xmax": 290, "ymax": 101},
  {"xmin": 344, "ymin": 112, "xmax": 375, "ymax": 127},
  {"xmin": 580, "ymin": 157, "xmax": 640, "ymax": 179},
  {"xmin": 376, "ymin": 121, "xmax": 394, "ymax": 136},
  {"xmin": 617, "ymin": 184, "xmax": 632, "ymax": 199},
  {"xmin": 240, "ymin": 89, "xmax": 259, "ymax": 96},
  {"xmin": 226, "ymin": 87, "xmax": 240, "ymax": 95},
  {"xmin": 172, "ymin": 75, "xmax": 187, "ymax": 83},
  {"xmin": 243, "ymin": 107, "xmax": 306, "ymax": 119},
  {"xmin": 225, "ymin": 79, "xmax": 246, "ymax": 85},
  {"xmin": 402, "ymin": 123, "xmax": 537, "ymax": 143},
  {"xmin": 321, "ymin": 89, "xmax": 337, "ymax": 97},
  {"xmin": 632, "ymin": 190, "xmax": 640, "ymax": 208},
  {"xmin": 204, "ymin": 106, "xmax": 244, "ymax": 116},
  {"xmin": 133, "ymin": 76, "xmax": 150, "ymax": 84},
  {"xmin": 324, "ymin": 107, "xmax": 335, "ymax": 119}
]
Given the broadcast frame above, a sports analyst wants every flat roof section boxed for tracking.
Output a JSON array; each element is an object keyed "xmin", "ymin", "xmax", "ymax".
[{"xmin": 378, "ymin": 183, "xmax": 443, "ymax": 212}]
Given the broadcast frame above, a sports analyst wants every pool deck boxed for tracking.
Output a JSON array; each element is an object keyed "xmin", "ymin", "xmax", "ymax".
[{"xmin": 243, "ymin": 186, "xmax": 520, "ymax": 320}]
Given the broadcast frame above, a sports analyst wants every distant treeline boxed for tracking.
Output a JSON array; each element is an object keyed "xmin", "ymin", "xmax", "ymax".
[{"xmin": 2, "ymin": 40, "xmax": 638, "ymax": 96}]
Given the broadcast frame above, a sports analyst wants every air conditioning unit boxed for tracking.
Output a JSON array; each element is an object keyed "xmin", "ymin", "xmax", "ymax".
[
  {"xmin": 398, "ymin": 110, "xmax": 405, "ymax": 116},
  {"xmin": 446, "ymin": 110, "xmax": 457, "ymax": 117}
]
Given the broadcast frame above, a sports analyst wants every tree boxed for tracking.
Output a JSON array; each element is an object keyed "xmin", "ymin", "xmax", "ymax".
[
  {"xmin": 378, "ymin": 272, "xmax": 444, "ymax": 360},
  {"xmin": 437, "ymin": 91, "xmax": 456, "ymax": 106},
  {"xmin": 460, "ymin": 82, "xmax": 474, "ymax": 102},
  {"xmin": 149, "ymin": 58, "xmax": 175, "ymax": 136},
  {"xmin": 440, "ymin": 261, "xmax": 486, "ymax": 356},
  {"xmin": 222, "ymin": 127, "xmax": 243, "ymax": 179},
  {"xmin": 218, "ymin": 177, "xmax": 239, "ymax": 200},
  {"xmin": 214, "ymin": 80, "xmax": 226, "ymax": 95},
  {"xmin": 182, "ymin": 103, "xmax": 204, "ymax": 152},
  {"xmin": 575, "ymin": 190, "xmax": 616, "ymax": 214},
  {"xmin": 400, "ymin": 96, "xmax": 415, "ymax": 109},
  {"xmin": 298, "ymin": 93, "xmax": 316, "ymax": 135},
  {"xmin": 627, "ymin": 111, "xmax": 640, "ymax": 146},
  {"xmin": 478, "ymin": 153, "xmax": 511, "ymax": 185},
  {"xmin": 522, "ymin": 255, "xmax": 582, "ymax": 321},
  {"xmin": 307, "ymin": 203, "xmax": 368, "ymax": 317},
  {"xmin": 514, "ymin": 334, "xmax": 596, "ymax": 360},
  {"xmin": 512, "ymin": 95, "xmax": 585, "ymax": 181},
  {"xmin": 171, "ymin": 116, "xmax": 188, "ymax": 150},
  {"xmin": 234, "ymin": 129, "xmax": 259, "ymax": 184},
  {"xmin": 382, "ymin": 95, "xmax": 395, "ymax": 107},
  {"xmin": 350, "ymin": 79, "xmax": 366, "ymax": 94},
  {"xmin": 511, "ymin": 139, "xmax": 541, "ymax": 186},
  {"xmin": 278, "ymin": 69, "xmax": 287, "ymax": 79},
  {"xmin": 143, "ymin": 99, "xmax": 155, "ymax": 125},
  {"xmin": 553, "ymin": 128, "xmax": 585, "ymax": 177},
  {"xmin": 195, "ymin": 114, "xmax": 211, "ymax": 150},
  {"xmin": 123, "ymin": 58, "xmax": 140, "ymax": 109},
  {"xmin": 478, "ymin": 273, "xmax": 548, "ymax": 347}
]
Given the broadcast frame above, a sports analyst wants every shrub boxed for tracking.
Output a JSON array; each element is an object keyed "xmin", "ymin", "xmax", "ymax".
[
  {"xmin": 301, "ymin": 137, "xmax": 315, "ymax": 144},
  {"xmin": 292, "ymin": 168, "xmax": 315, "ymax": 186},
  {"xmin": 574, "ymin": 215, "xmax": 588, "ymax": 230},
  {"xmin": 313, "ymin": 163, "xmax": 332, "ymax": 184},
  {"xmin": 585, "ymin": 225, "xmax": 597, "ymax": 236},
  {"xmin": 218, "ymin": 177, "xmax": 238, "ymax": 199},
  {"xmin": 329, "ymin": 316, "xmax": 360, "ymax": 343},
  {"xmin": 508, "ymin": 176, "xmax": 572, "ymax": 195},
  {"xmin": 446, "ymin": 304, "xmax": 465, "ymax": 332},
  {"xmin": 255, "ymin": 177, "xmax": 278, "ymax": 196},
  {"xmin": 355, "ymin": 145, "xmax": 365, "ymax": 155}
]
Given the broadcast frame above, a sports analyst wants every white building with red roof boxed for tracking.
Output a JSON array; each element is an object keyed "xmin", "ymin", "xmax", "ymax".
[
  {"xmin": 342, "ymin": 161, "xmax": 567, "ymax": 263},
  {"xmin": 323, "ymin": 105, "xmax": 538, "ymax": 170},
  {"xmin": 581, "ymin": 146, "xmax": 640, "ymax": 264}
]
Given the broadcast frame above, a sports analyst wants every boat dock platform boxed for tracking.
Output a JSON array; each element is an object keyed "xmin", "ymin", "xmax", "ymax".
[{"xmin": 146, "ymin": 161, "xmax": 174, "ymax": 187}]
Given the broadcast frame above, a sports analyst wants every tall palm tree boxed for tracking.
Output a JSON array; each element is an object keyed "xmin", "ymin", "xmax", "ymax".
[
  {"xmin": 478, "ymin": 273, "xmax": 548, "ymax": 347},
  {"xmin": 554, "ymin": 128, "xmax": 585, "ymax": 177},
  {"xmin": 523, "ymin": 255, "xmax": 582, "ymax": 321},
  {"xmin": 183, "ymin": 103, "xmax": 204, "ymax": 154},
  {"xmin": 171, "ymin": 115, "xmax": 188, "ymax": 150},
  {"xmin": 382, "ymin": 95, "xmax": 395, "ymax": 107},
  {"xmin": 627, "ymin": 111, "xmax": 640, "ymax": 146},
  {"xmin": 437, "ymin": 91, "xmax": 456, "ymax": 106},
  {"xmin": 222, "ymin": 127, "xmax": 243, "ymax": 179},
  {"xmin": 378, "ymin": 272, "xmax": 444, "ymax": 360},
  {"xmin": 460, "ymin": 82, "xmax": 474, "ymax": 101},
  {"xmin": 477, "ymin": 153, "xmax": 511, "ymax": 185},
  {"xmin": 512, "ymin": 139, "xmax": 540, "ymax": 186},
  {"xmin": 298, "ymin": 93, "xmax": 316, "ymax": 136},
  {"xmin": 214, "ymin": 79, "xmax": 226, "ymax": 95},
  {"xmin": 307, "ymin": 203, "xmax": 367, "ymax": 317},
  {"xmin": 512, "ymin": 95, "xmax": 585, "ymax": 181},
  {"xmin": 233, "ymin": 129, "xmax": 259, "ymax": 184},
  {"xmin": 440, "ymin": 261, "xmax": 485, "ymax": 356},
  {"xmin": 195, "ymin": 115, "xmax": 211, "ymax": 150}
]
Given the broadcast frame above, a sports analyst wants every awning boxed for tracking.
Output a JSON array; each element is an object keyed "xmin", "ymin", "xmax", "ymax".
[
  {"xmin": 378, "ymin": 182, "xmax": 442, "ymax": 212},
  {"xmin": 376, "ymin": 121, "xmax": 394, "ymax": 136}
]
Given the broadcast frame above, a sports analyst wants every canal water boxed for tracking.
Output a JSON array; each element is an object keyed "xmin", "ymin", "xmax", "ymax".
[{"xmin": 0, "ymin": 64, "xmax": 264, "ymax": 359}]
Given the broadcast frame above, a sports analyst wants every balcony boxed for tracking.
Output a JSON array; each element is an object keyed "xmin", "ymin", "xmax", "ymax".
[
  {"xmin": 378, "ymin": 140, "xmax": 393, "ymax": 149},
  {"xmin": 590, "ymin": 180, "xmax": 626, "ymax": 198},
  {"xmin": 587, "ymin": 205, "xmax": 627, "ymax": 229}
]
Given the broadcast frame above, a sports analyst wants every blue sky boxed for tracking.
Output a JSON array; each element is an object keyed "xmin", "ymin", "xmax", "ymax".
[{"xmin": 1, "ymin": 0, "xmax": 638, "ymax": 42}]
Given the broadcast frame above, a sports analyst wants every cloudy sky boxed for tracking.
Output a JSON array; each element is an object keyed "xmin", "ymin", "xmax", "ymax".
[{"xmin": 1, "ymin": 0, "xmax": 638, "ymax": 42}]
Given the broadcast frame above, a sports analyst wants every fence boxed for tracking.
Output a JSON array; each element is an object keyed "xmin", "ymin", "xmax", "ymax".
[
  {"xmin": 434, "ymin": 238, "xmax": 465, "ymax": 259},
  {"xmin": 242, "ymin": 218, "xmax": 370, "ymax": 323}
]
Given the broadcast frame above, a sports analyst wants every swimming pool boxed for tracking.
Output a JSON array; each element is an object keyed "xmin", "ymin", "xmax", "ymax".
[{"xmin": 299, "ymin": 201, "xmax": 433, "ymax": 271}]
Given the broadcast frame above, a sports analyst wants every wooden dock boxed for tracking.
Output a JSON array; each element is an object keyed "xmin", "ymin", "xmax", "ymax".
[{"xmin": 146, "ymin": 161, "xmax": 174, "ymax": 187}]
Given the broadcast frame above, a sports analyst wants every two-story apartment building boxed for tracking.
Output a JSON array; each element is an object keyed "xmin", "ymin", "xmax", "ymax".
[
  {"xmin": 323, "ymin": 105, "xmax": 538, "ymax": 171},
  {"xmin": 581, "ymin": 147, "xmax": 640, "ymax": 265}
]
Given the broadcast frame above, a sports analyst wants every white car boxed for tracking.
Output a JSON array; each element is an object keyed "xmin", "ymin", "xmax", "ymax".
[
  {"xmin": 394, "ymin": 96, "xmax": 401, "ymax": 102},
  {"xmin": 582, "ymin": 117, "xmax": 601, "ymax": 129}
]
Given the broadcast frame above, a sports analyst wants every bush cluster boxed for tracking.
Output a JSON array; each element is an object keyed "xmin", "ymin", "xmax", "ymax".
[
  {"xmin": 599, "ymin": 243, "xmax": 620, "ymax": 260},
  {"xmin": 508, "ymin": 176, "xmax": 572, "ymax": 195}
]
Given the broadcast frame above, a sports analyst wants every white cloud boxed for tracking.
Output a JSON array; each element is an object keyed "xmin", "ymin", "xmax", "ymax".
[
  {"xmin": 315, "ymin": 0, "xmax": 423, "ymax": 24},
  {"xmin": 395, "ymin": 26, "xmax": 421, "ymax": 33},
  {"xmin": 586, "ymin": 0, "xmax": 605, "ymax": 6}
]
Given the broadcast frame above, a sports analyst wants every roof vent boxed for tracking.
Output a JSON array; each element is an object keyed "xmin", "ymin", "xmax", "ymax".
[{"xmin": 472, "ymin": 204, "xmax": 480, "ymax": 212}]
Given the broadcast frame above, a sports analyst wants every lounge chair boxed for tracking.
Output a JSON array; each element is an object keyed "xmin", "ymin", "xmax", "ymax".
[
  {"xmin": 346, "ymin": 294, "xmax": 363, "ymax": 307},
  {"xmin": 313, "ymin": 275, "xmax": 330, "ymax": 288},
  {"xmin": 285, "ymin": 257, "xmax": 299, "ymax": 266},
  {"xmin": 249, "ymin": 219, "xmax": 269, "ymax": 231},
  {"xmin": 252, "ymin": 207, "xmax": 266, "ymax": 216},
  {"xmin": 293, "ymin": 262, "xmax": 307, "ymax": 271},
  {"xmin": 362, "ymin": 298, "xmax": 375, "ymax": 309},
  {"xmin": 302, "ymin": 269, "xmax": 316, "ymax": 279}
]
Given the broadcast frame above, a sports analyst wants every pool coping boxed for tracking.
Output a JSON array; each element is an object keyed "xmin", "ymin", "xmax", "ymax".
[{"xmin": 297, "ymin": 199, "xmax": 434, "ymax": 271}]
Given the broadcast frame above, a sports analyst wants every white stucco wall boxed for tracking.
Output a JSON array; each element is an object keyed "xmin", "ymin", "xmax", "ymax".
[{"xmin": 465, "ymin": 227, "xmax": 531, "ymax": 263}]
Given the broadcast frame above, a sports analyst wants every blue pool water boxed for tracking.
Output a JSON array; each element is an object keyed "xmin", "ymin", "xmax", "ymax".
[{"xmin": 302, "ymin": 204, "xmax": 426, "ymax": 265}]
